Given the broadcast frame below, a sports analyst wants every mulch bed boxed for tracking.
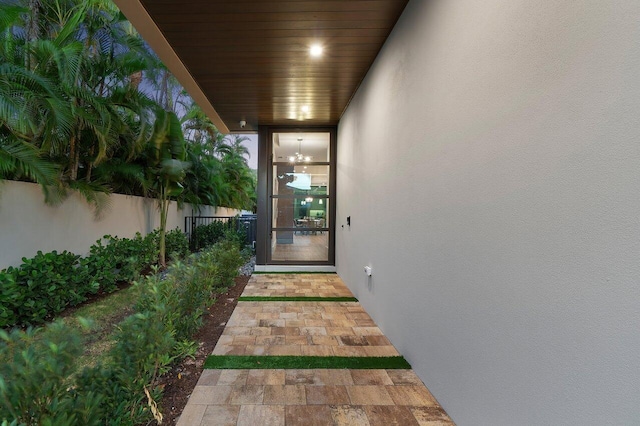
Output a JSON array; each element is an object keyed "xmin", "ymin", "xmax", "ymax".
[{"xmin": 156, "ymin": 274, "xmax": 250, "ymax": 424}]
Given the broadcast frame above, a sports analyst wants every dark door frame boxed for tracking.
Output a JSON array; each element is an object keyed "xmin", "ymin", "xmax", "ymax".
[{"xmin": 256, "ymin": 125, "xmax": 337, "ymax": 266}]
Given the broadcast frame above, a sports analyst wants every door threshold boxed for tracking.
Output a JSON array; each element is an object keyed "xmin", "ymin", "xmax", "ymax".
[{"xmin": 254, "ymin": 265, "xmax": 336, "ymax": 273}]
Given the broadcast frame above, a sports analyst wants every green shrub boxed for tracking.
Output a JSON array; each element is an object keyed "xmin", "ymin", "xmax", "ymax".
[
  {"xmin": 207, "ymin": 238, "xmax": 245, "ymax": 287},
  {"xmin": 0, "ymin": 271, "xmax": 18, "ymax": 327},
  {"xmin": 136, "ymin": 261, "xmax": 212, "ymax": 344},
  {"xmin": 0, "ymin": 322, "xmax": 103, "ymax": 426},
  {"xmin": 82, "ymin": 232, "xmax": 159, "ymax": 293},
  {"xmin": 164, "ymin": 228, "xmax": 189, "ymax": 260},
  {"xmin": 111, "ymin": 309, "xmax": 176, "ymax": 390},
  {"xmin": 106, "ymin": 232, "xmax": 158, "ymax": 281},
  {"xmin": 81, "ymin": 238, "xmax": 119, "ymax": 293},
  {"xmin": 75, "ymin": 365, "xmax": 149, "ymax": 426},
  {"xmin": 0, "ymin": 228, "xmax": 194, "ymax": 330},
  {"xmin": 191, "ymin": 220, "xmax": 228, "ymax": 250},
  {"xmin": 0, "ymin": 251, "xmax": 94, "ymax": 327},
  {"xmin": 0, "ymin": 233, "xmax": 246, "ymax": 425},
  {"xmin": 191, "ymin": 218, "xmax": 248, "ymax": 251}
]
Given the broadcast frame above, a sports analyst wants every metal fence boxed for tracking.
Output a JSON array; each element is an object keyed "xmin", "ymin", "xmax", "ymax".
[{"xmin": 184, "ymin": 215, "xmax": 257, "ymax": 250}]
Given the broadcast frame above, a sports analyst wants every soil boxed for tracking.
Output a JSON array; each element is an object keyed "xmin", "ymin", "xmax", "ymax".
[{"xmin": 155, "ymin": 274, "xmax": 250, "ymax": 424}]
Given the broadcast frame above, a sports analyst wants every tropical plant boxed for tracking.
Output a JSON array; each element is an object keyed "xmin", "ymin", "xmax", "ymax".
[
  {"xmin": 144, "ymin": 109, "xmax": 190, "ymax": 267},
  {"xmin": 179, "ymin": 103, "xmax": 256, "ymax": 211},
  {"xmin": 0, "ymin": 0, "xmax": 256, "ymax": 236}
]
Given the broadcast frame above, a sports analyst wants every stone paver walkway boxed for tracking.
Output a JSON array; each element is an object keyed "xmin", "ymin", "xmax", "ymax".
[{"xmin": 178, "ymin": 274, "xmax": 455, "ymax": 426}]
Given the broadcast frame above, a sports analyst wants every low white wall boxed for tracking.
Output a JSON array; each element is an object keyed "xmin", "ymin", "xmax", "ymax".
[
  {"xmin": 337, "ymin": 0, "xmax": 640, "ymax": 424},
  {"xmin": 0, "ymin": 181, "xmax": 237, "ymax": 269}
]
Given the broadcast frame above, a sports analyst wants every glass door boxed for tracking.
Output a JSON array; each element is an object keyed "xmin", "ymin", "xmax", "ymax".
[{"xmin": 268, "ymin": 130, "xmax": 334, "ymax": 264}]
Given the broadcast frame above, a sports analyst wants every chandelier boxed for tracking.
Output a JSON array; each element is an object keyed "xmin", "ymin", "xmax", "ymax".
[{"xmin": 288, "ymin": 137, "xmax": 311, "ymax": 163}]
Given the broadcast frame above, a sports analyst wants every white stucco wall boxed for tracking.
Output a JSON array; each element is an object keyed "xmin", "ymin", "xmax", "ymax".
[
  {"xmin": 0, "ymin": 181, "xmax": 237, "ymax": 269},
  {"xmin": 336, "ymin": 1, "xmax": 640, "ymax": 424}
]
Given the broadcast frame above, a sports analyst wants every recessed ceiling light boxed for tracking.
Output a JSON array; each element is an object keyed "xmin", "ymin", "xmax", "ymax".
[
  {"xmin": 310, "ymin": 44, "xmax": 323, "ymax": 57},
  {"xmin": 301, "ymin": 105, "xmax": 310, "ymax": 113}
]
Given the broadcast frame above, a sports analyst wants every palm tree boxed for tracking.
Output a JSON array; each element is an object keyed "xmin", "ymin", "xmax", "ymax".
[
  {"xmin": 224, "ymin": 134, "xmax": 251, "ymax": 162},
  {"xmin": 0, "ymin": 3, "xmax": 65, "ymax": 198},
  {"xmin": 144, "ymin": 108, "xmax": 190, "ymax": 267}
]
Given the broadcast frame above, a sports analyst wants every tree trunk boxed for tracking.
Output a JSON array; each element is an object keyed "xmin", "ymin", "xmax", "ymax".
[
  {"xmin": 85, "ymin": 162, "xmax": 92, "ymax": 182},
  {"xmin": 159, "ymin": 184, "xmax": 168, "ymax": 267},
  {"xmin": 69, "ymin": 135, "xmax": 78, "ymax": 181},
  {"xmin": 26, "ymin": 0, "xmax": 42, "ymax": 70},
  {"xmin": 85, "ymin": 145, "xmax": 95, "ymax": 182},
  {"xmin": 130, "ymin": 71, "xmax": 142, "ymax": 89}
]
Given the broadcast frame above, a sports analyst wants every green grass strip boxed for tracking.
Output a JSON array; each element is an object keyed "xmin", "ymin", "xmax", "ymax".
[
  {"xmin": 238, "ymin": 296, "xmax": 358, "ymax": 302},
  {"xmin": 252, "ymin": 271, "xmax": 336, "ymax": 275},
  {"xmin": 204, "ymin": 355, "xmax": 411, "ymax": 370}
]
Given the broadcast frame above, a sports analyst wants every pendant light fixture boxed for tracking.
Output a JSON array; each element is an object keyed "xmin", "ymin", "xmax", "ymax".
[{"xmin": 289, "ymin": 137, "xmax": 311, "ymax": 163}]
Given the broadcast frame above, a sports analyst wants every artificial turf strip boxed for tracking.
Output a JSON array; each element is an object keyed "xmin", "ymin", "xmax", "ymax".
[
  {"xmin": 203, "ymin": 355, "xmax": 411, "ymax": 370},
  {"xmin": 238, "ymin": 296, "xmax": 358, "ymax": 302}
]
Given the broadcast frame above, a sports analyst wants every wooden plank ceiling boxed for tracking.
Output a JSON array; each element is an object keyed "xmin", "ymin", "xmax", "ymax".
[{"xmin": 136, "ymin": 0, "xmax": 409, "ymax": 132}]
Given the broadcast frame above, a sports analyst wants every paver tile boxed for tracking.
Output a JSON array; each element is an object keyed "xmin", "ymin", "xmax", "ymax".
[
  {"xmin": 255, "ymin": 335, "xmax": 285, "ymax": 345},
  {"xmin": 364, "ymin": 405, "xmax": 420, "ymax": 426},
  {"xmin": 211, "ymin": 344, "xmax": 245, "ymax": 355},
  {"xmin": 246, "ymin": 369, "xmax": 286, "ymax": 385},
  {"xmin": 263, "ymin": 385, "xmax": 306, "ymax": 405},
  {"xmin": 363, "ymin": 346, "xmax": 400, "ymax": 357},
  {"xmin": 350, "ymin": 370, "xmax": 394, "ymax": 386},
  {"xmin": 236, "ymin": 404, "xmax": 284, "ymax": 426},
  {"xmin": 386, "ymin": 370, "xmax": 425, "ymax": 386},
  {"xmin": 410, "ymin": 407, "xmax": 455, "ymax": 425},
  {"xmin": 299, "ymin": 326, "xmax": 328, "ymax": 336},
  {"xmin": 331, "ymin": 405, "xmax": 371, "ymax": 426},
  {"xmin": 365, "ymin": 336, "xmax": 391, "ymax": 346},
  {"xmin": 267, "ymin": 344, "xmax": 302, "ymax": 355},
  {"xmin": 285, "ymin": 405, "xmax": 334, "ymax": 426},
  {"xmin": 386, "ymin": 386, "xmax": 438, "ymax": 406},
  {"xmin": 196, "ymin": 369, "xmax": 221, "ymax": 386},
  {"xmin": 187, "ymin": 386, "xmax": 232, "ymax": 405},
  {"xmin": 346, "ymin": 386, "xmax": 395, "ymax": 405},
  {"xmin": 305, "ymin": 385, "xmax": 350, "ymax": 405},
  {"xmin": 313, "ymin": 369, "xmax": 354, "ymax": 385},
  {"xmin": 200, "ymin": 405, "xmax": 240, "ymax": 426},
  {"xmin": 245, "ymin": 344, "xmax": 267, "ymax": 355},
  {"xmin": 229, "ymin": 385, "xmax": 264, "ymax": 404},
  {"xmin": 332, "ymin": 346, "xmax": 369, "ymax": 357},
  {"xmin": 217, "ymin": 370, "xmax": 248, "ymax": 386},
  {"xmin": 176, "ymin": 403, "xmax": 206, "ymax": 425},
  {"xmin": 300, "ymin": 345, "xmax": 334, "ymax": 356}
]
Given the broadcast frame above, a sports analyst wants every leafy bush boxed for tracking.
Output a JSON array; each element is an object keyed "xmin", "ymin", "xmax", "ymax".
[
  {"xmin": 105, "ymin": 232, "xmax": 158, "ymax": 282},
  {"xmin": 75, "ymin": 365, "xmax": 149, "ymax": 426},
  {"xmin": 0, "ymin": 228, "xmax": 192, "ymax": 329},
  {"xmin": 207, "ymin": 238, "xmax": 246, "ymax": 287},
  {"xmin": 0, "ymin": 233, "xmax": 247, "ymax": 425},
  {"xmin": 191, "ymin": 220, "xmax": 228, "ymax": 250},
  {"xmin": 191, "ymin": 218, "xmax": 248, "ymax": 251},
  {"xmin": 0, "ymin": 251, "xmax": 95, "ymax": 327},
  {"xmin": 81, "ymin": 239, "xmax": 119, "ymax": 294},
  {"xmin": 0, "ymin": 322, "xmax": 103, "ymax": 426},
  {"xmin": 164, "ymin": 228, "xmax": 190, "ymax": 261}
]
